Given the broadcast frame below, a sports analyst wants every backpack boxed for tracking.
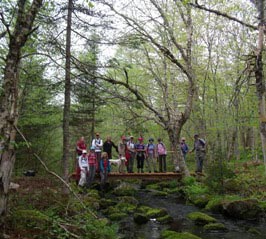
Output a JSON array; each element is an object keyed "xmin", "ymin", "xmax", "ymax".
[{"xmin": 157, "ymin": 143, "xmax": 166, "ymax": 155}]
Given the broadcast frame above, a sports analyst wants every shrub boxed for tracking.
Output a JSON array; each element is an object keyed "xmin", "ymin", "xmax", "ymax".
[{"xmin": 205, "ymin": 160, "xmax": 236, "ymax": 194}]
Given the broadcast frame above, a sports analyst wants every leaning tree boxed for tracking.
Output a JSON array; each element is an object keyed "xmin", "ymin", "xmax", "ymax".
[{"xmin": 0, "ymin": 0, "xmax": 43, "ymax": 216}]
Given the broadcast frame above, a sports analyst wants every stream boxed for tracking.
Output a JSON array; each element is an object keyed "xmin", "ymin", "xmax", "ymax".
[{"xmin": 117, "ymin": 188, "xmax": 266, "ymax": 239}]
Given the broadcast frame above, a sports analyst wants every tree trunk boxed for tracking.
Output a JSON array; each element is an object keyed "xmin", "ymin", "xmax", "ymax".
[
  {"xmin": 62, "ymin": 0, "xmax": 73, "ymax": 193},
  {"xmin": 254, "ymin": 0, "xmax": 266, "ymax": 172},
  {"xmin": 0, "ymin": 0, "xmax": 43, "ymax": 216},
  {"xmin": 167, "ymin": 125, "xmax": 190, "ymax": 177}
]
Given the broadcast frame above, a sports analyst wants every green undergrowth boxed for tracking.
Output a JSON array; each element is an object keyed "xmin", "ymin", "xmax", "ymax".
[{"xmin": 4, "ymin": 177, "xmax": 118, "ymax": 239}]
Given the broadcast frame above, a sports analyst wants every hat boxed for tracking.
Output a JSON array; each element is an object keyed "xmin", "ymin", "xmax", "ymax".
[
  {"xmin": 181, "ymin": 137, "xmax": 186, "ymax": 141},
  {"xmin": 194, "ymin": 134, "xmax": 199, "ymax": 137},
  {"xmin": 130, "ymin": 136, "xmax": 134, "ymax": 138},
  {"xmin": 82, "ymin": 149, "xmax": 87, "ymax": 154},
  {"xmin": 149, "ymin": 138, "xmax": 154, "ymax": 142},
  {"xmin": 138, "ymin": 137, "xmax": 143, "ymax": 141},
  {"xmin": 96, "ymin": 133, "xmax": 100, "ymax": 136},
  {"xmin": 90, "ymin": 146, "xmax": 95, "ymax": 150}
]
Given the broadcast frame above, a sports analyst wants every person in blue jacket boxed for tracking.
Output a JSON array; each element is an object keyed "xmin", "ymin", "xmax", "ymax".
[{"xmin": 180, "ymin": 137, "xmax": 189, "ymax": 161}]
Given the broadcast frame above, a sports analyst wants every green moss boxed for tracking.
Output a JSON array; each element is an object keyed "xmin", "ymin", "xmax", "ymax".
[
  {"xmin": 203, "ymin": 223, "xmax": 227, "ymax": 231},
  {"xmin": 116, "ymin": 202, "xmax": 137, "ymax": 214},
  {"xmin": 146, "ymin": 183, "xmax": 161, "ymax": 190},
  {"xmin": 113, "ymin": 183, "xmax": 137, "ymax": 196},
  {"xmin": 146, "ymin": 208, "xmax": 168, "ymax": 218},
  {"xmin": 136, "ymin": 206, "xmax": 168, "ymax": 219},
  {"xmin": 100, "ymin": 198, "xmax": 116, "ymax": 209},
  {"xmin": 258, "ymin": 201, "xmax": 266, "ymax": 211},
  {"xmin": 161, "ymin": 230, "xmax": 202, "ymax": 239},
  {"xmin": 118, "ymin": 196, "xmax": 139, "ymax": 205},
  {"xmin": 109, "ymin": 212, "xmax": 128, "ymax": 221},
  {"xmin": 187, "ymin": 212, "xmax": 216, "ymax": 225},
  {"xmin": 166, "ymin": 188, "xmax": 182, "ymax": 194},
  {"xmin": 152, "ymin": 191, "xmax": 169, "ymax": 197},
  {"xmin": 247, "ymin": 227, "xmax": 261, "ymax": 235},
  {"xmin": 156, "ymin": 215, "xmax": 173, "ymax": 224},
  {"xmin": 205, "ymin": 195, "xmax": 241, "ymax": 212},
  {"xmin": 191, "ymin": 194, "xmax": 210, "ymax": 208}
]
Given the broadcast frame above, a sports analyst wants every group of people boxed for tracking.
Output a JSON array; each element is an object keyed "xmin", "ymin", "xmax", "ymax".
[
  {"xmin": 180, "ymin": 134, "xmax": 206, "ymax": 173},
  {"xmin": 75, "ymin": 133, "xmax": 206, "ymax": 189}
]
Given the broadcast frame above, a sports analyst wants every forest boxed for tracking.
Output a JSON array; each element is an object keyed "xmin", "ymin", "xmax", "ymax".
[{"xmin": 1, "ymin": 0, "xmax": 266, "ymax": 238}]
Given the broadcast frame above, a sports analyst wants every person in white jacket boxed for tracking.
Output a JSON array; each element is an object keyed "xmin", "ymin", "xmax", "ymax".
[
  {"xmin": 78, "ymin": 150, "xmax": 89, "ymax": 187},
  {"xmin": 91, "ymin": 132, "xmax": 103, "ymax": 172}
]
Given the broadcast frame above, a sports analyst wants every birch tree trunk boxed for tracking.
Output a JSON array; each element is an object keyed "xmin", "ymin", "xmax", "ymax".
[
  {"xmin": 254, "ymin": 0, "xmax": 266, "ymax": 172},
  {"xmin": 0, "ymin": 0, "xmax": 43, "ymax": 216}
]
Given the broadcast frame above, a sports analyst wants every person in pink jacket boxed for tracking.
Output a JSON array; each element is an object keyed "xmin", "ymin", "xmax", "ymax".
[{"xmin": 156, "ymin": 138, "xmax": 167, "ymax": 172}]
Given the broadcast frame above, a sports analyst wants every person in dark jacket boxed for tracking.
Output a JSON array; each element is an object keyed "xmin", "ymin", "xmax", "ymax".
[
  {"xmin": 99, "ymin": 152, "xmax": 111, "ymax": 190},
  {"xmin": 103, "ymin": 136, "xmax": 118, "ymax": 159},
  {"xmin": 190, "ymin": 134, "xmax": 206, "ymax": 173}
]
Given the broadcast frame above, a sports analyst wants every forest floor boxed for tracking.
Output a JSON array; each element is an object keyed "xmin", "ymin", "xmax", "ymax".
[{"xmin": 2, "ymin": 159, "xmax": 266, "ymax": 239}]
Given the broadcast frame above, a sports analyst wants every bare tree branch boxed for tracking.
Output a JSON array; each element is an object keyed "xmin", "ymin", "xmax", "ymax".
[{"xmin": 188, "ymin": 1, "xmax": 257, "ymax": 30}]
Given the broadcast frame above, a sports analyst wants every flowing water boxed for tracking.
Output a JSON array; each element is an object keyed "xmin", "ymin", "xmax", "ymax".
[{"xmin": 118, "ymin": 189, "xmax": 266, "ymax": 239}]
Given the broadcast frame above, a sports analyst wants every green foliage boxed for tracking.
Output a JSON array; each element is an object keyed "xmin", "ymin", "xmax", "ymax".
[
  {"xmin": 184, "ymin": 183, "xmax": 209, "ymax": 200},
  {"xmin": 181, "ymin": 176, "xmax": 196, "ymax": 186},
  {"xmin": 205, "ymin": 195, "xmax": 241, "ymax": 212},
  {"xmin": 205, "ymin": 160, "xmax": 236, "ymax": 194}
]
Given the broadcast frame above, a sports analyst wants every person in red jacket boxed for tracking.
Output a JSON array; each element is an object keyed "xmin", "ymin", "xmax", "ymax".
[{"xmin": 76, "ymin": 136, "xmax": 87, "ymax": 156}]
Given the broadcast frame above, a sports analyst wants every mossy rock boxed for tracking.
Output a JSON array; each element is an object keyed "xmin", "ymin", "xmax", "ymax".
[
  {"xmin": 86, "ymin": 189, "xmax": 100, "ymax": 199},
  {"xmin": 136, "ymin": 205, "xmax": 168, "ymax": 219},
  {"xmin": 203, "ymin": 223, "xmax": 227, "ymax": 232},
  {"xmin": 146, "ymin": 183, "xmax": 161, "ymax": 190},
  {"xmin": 166, "ymin": 188, "xmax": 182, "ymax": 195},
  {"xmin": 99, "ymin": 198, "xmax": 116, "ymax": 209},
  {"xmin": 223, "ymin": 178, "xmax": 242, "ymax": 192},
  {"xmin": 146, "ymin": 208, "xmax": 168, "ymax": 218},
  {"xmin": 247, "ymin": 227, "xmax": 261, "ymax": 235},
  {"xmin": 222, "ymin": 199, "xmax": 262, "ymax": 220},
  {"xmin": 205, "ymin": 197, "xmax": 224, "ymax": 213},
  {"xmin": 116, "ymin": 202, "xmax": 137, "ymax": 214},
  {"xmin": 109, "ymin": 212, "xmax": 128, "ymax": 221},
  {"xmin": 190, "ymin": 194, "xmax": 210, "ymax": 208},
  {"xmin": 152, "ymin": 191, "xmax": 169, "ymax": 197},
  {"xmin": 187, "ymin": 212, "xmax": 216, "ymax": 225},
  {"xmin": 118, "ymin": 196, "xmax": 139, "ymax": 205},
  {"xmin": 258, "ymin": 201, "xmax": 266, "ymax": 211},
  {"xmin": 156, "ymin": 215, "xmax": 173, "ymax": 224},
  {"xmin": 103, "ymin": 205, "xmax": 121, "ymax": 215},
  {"xmin": 161, "ymin": 230, "xmax": 202, "ymax": 239},
  {"xmin": 133, "ymin": 213, "xmax": 149, "ymax": 224},
  {"xmin": 113, "ymin": 183, "xmax": 137, "ymax": 196}
]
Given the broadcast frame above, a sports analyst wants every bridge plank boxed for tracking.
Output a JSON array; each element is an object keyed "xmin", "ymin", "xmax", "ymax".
[{"xmin": 104, "ymin": 172, "xmax": 183, "ymax": 181}]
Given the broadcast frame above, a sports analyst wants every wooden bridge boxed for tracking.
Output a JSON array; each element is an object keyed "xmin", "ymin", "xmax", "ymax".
[
  {"xmin": 98, "ymin": 172, "xmax": 183, "ymax": 181},
  {"xmin": 70, "ymin": 171, "xmax": 203, "ymax": 182}
]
